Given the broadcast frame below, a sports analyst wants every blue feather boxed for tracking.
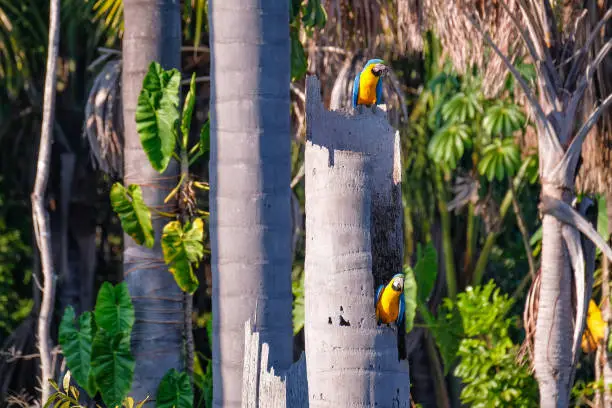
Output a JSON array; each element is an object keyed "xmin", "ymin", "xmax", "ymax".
[
  {"xmin": 397, "ymin": 292, "xmax": 405, "ymax": 327},
  {"xmin": 363, "ymin": 58, "xmax": 384, "ymax": 68},
  {"xmin": 352, "ymin": 72, "xmax": 360, "ymax": 108},
  {"xmin": 375, "ymin": 284, "xmax": 384, "ymax": 307}
]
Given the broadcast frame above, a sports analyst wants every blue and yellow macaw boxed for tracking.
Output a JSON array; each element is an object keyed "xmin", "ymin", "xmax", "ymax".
[
  {"xmin": 352, "ymin": 59, "xmax": 389, "ymax": 108},
  {"xmin": 375, "ymin": 273, "xmax": 406, "ymax": 360},
  {"xmin": 375, "ymin": 273, "xmax": 405, "ymax": 326}
]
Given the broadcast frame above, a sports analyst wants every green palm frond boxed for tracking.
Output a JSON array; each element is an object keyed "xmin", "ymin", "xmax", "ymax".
[
  {"xmin": 428, "ymin": 123, "xmax": 472, "ymax": 170},
  {"xmin": 477, "ymin": 138, "xmax": 521, "ymax": 182},
  {"xmin": 482, "ymin": 102, "xmax": 526, "ymax": 138},
  {"xmin": 93, "ymin": 0, "xmax": 124, "ymax": 40}
]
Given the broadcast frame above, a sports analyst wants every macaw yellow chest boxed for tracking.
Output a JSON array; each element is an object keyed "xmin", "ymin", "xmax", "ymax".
[
  {"xmin": 357, "ymin": 70, "xmax": 380, "ymax": 105},
  {"xmin": 377, "ymin": 288, "xmax": 400, "ymax": 324}
]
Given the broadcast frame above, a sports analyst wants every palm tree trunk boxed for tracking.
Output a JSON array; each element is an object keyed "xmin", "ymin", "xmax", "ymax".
[
  {"xmin": 208, "ymin": 0, "xmax": 294, "ymax": 406},
  {"xmin": 534, "ymin": 214, "xmax": 574, "ymax": 406},
  {"xmin": 122, "ymin": 0, "xmax": 183, "ymax": 401},
  {"xmin": 304, "ymin": 77, "xmax": 410, "ymax": 407}
]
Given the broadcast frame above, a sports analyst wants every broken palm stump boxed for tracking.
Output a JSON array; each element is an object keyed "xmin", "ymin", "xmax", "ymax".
[{"xmin": 241, "ymin": 75, "xmax": 408, "ymax": 408}]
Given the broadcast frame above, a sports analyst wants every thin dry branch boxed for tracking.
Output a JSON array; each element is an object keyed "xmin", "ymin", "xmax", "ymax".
[
  {"xmin": 566, "ymin": 9, "xmax": 612, "ymax": 88},
  {"xmin": 557, "ymin": 94, "xmax": 612, "ymax": 176},
  {"xmin": 31, "ymin": 0, "xmax": 60, "ymax": 404}
]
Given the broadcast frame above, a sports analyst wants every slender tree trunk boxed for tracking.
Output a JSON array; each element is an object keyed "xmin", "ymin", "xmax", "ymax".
[
  {"xmin": 31, "ymin": 0, "xmax": 60, "ymax": 402},
  {"xmin": 208, "ymin": 0, "xmax": 293, "ymax": 406},
  {"xmin": 122, "ymin": 0, "xmax": 183, "ymax": 401},
  {"xmin": 534, "ymin": 214, "xmax": 574, "ymax": 406},
  {"xmin": 304, "ymin": 76, "xmax": 410, "ymax": 407}
]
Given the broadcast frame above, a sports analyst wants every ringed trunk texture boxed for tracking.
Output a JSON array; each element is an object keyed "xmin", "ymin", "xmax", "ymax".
[
  {"xmin": 122, "ymin": 0, "xmax": 183, "ymax": 401},
  {"xmin": 304, "ymin": 76, "xmax": 409, "ymax": 407},
  {"xmin": 534, "ymin": 214, "xmax": 573, "ymax": 407},
  {"xmin": 208, "ymin": 0, "xmax": 294, "ymax": 406}
]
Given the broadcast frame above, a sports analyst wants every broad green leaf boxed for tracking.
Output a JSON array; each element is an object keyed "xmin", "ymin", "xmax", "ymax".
[
  {"xmin": 58, "ymin": 307, "xmax": 95, "ymax": 396},
  {"xmin": 423, "ymin": 299, "xmax": 464, "ymax": 374},
  {"xmin": 91, "ymin": 330, "xmax": 134, "ymax": 408},
  {"xmin": 135, "ymin": 61, "xmax": 180, "ymax": 173},
  {"xmin": 414, "ymin": 242, "xmax": 438, "ymax": 305},
  {"xmin": 290, "ymin": 30, "xmax": 307, "ymax": 81},
  {"xmin": 156, "ymin": 369, "xmax": 194, "ymax": 408},
  {"xmin": 110, "ymin": 183, "xmax": 154, "ymax": 248},
  {"xmin": 402, "ymin": 266, "xmax": 417, "ymax": 333},
  {"xmin": 94, "ymin": 282, "xmax": 135, "ymax": 335},
  {"xmin": 161, "ymin": 218, "xmax": 204, "ymax": 293},
  {"xmin": 180, "ymin": 73, "xmax": 197, "ymax": 146},
  {"xmin": 598, "ymin": 195, "xmax": 609, "ymax": 242},
  {"xmin": 200, "ymin": 116, "xmax": 210, "ymax": 154}
]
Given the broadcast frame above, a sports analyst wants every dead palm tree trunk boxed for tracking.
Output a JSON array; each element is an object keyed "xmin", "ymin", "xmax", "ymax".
[
  {"xmin": 468, "ymin": 2, "xmax": 612, "ymax": 405},
  {"xmin": 122, "ymin": 0, "xmax": 183, "ymax": 401},
  {"xmin": 32, "ymin": 0, "xmax": 60, "ymax": 403},
  {"xmin": 303, "ymin": 76, "xmax": 410, "ymax": 407},
  {"xmin": 208, "ymin": 0, "xmax": 294, "ymax": 406}
]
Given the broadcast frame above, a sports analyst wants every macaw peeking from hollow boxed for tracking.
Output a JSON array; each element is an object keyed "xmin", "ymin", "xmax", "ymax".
[
  {"xmin": 375, "ymin": 273, "xmax": 407, "ymax": 360},
  {"xmin": 352, "ymin": 59, "xmax": 389, "ymax": 108},
  {"xmin": 375, "ymin": 273, "xmax": 405, "ymax": 326}
]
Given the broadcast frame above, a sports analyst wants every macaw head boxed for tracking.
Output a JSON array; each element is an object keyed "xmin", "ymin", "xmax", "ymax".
[
  {"xmin": 364, "ymin": 59, "xmax": 389, "ymax": 78},
  {"xmin": 391, "ymin": 273, "xmax": 404, "ymax": 292}
]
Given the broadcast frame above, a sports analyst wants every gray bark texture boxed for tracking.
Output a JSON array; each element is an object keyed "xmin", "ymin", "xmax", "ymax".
[
  {"xmin": 242, "ymin": 320, "xmax": 308, "ymax": 408},
  {"xmin": 303, "ymin": 76, "xmax": 409, "ymax": 407},
  {"xmin": 208, "ymin": 0, "xmax": 294, "ymax": 406},
  {"xmin": 122, "ymin": 0, "xmax": 183, "ymax": 401}
]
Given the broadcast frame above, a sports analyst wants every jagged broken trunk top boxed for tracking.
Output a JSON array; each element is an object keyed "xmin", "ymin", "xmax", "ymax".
[{"xmin": 303, "ymin": 75, "xmax": 409, "ymax": 407}]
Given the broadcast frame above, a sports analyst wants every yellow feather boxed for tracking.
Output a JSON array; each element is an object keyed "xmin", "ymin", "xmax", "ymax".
[
  {"xmin": 581, "ymin": 299, "xmax": 606, "ymax": 353},
  {"xmin": 357, "ymin": 67, "xmax": 380, "ymax": 106}
]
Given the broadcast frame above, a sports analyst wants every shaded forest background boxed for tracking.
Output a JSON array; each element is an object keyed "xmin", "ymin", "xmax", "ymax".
[{"xmin": 0, "ymin": 0, "xmax": 611, "ymax": 406}]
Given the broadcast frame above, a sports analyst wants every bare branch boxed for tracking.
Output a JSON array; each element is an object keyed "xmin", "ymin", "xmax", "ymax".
[
  {"xmin": 560, "ymin": 10, "xmax": 588, "ymax": 69},
  {"xmin": 180, "ymin": 76, "xmax": 210, "ymax": 85},
  {"xmin": 542, "ymin": 0, "xmax": 559, "ymax": 49},
  {"xmin": 568, "ymin": 40, "xmax": 612, "ymax": 122},
  {"xmin": 32, "ymin": 0, "xmax": 60, "ymax": 404},
  {"xmin": 291, "ymin": 83, "xmax": 306, "ymax": 104},
  {"xmin": 465, "ymin": 13, "xmax": 562, "ymax": 153},
  {"xmin": 566, "ymin": 9, "xmax": 612, "ymax": 88},
  {"xmin": 515, "ymin": 0, "xmax": 546, "ymax": 59},
  {"xmin": 497, "ymin": 1, "xmax": 541, "ymax": 69},
  {"xmin": 556, "ymin": 94, "xmax": 612, "ymax": 177},
  {"xmin": 291, "ymin": 163, "xmax": 305, "ymax": 189},
  {"xmin": 540, "ymin": 196, "xmax": 612, "ymax": 262}
]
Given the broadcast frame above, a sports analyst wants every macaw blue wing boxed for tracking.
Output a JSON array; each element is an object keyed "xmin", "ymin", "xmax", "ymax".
[
  {"xmin": 352, "ymin": 72, "xmax": 360, "ymax": 108},
  {"xmin": 375, "ymin": 284, "xmax": 384, "ymax": 307},
  {"xmin": 397, "ymin": 292, "xmax": 405, "ymax": 327},
  {"xmin": 375, "ymin": 78, "xmax": 383, "ymax": 105}
]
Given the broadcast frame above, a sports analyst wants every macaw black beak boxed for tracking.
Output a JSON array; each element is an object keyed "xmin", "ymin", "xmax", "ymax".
[{"xmin": 371, "ymin": 63, "xmax": 389, "ymax": 77}]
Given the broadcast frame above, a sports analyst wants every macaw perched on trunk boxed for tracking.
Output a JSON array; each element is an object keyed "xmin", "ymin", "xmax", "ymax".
[
  {"xmin": 375, "ymin": 273, "xmax": 406, "ymax": 360},
  {"xmin": 352, "ymin": 59, "xmax": 389, "ymax": 108}
]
